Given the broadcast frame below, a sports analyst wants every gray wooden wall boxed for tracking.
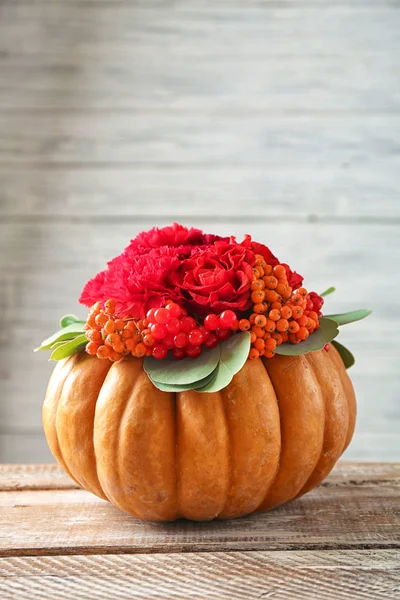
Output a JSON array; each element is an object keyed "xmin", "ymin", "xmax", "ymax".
[{"xmin": 0, "ymin": 0, "xmax": 399, "ymax": 463}]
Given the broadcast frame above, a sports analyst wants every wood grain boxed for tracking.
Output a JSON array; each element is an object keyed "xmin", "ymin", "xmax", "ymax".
[
  {"xmin": 0, "ymin": 550, "xmax": 399, "ymax": 600},
  {"xmin": 0, "ymin": 463, "xmax": 399, "ymax": 557},
  {"xmin": 1, "ymin": 165, "xmax": 399, "ymax": 219}
]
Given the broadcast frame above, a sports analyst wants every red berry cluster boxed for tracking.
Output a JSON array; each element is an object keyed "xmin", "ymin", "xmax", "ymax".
[
  {"xmin": 84, "ymin": 298, "xmax": 240, "ymax": 361},
  {"xmin": 142, "ymin": 302, "xmax": 238, "ymax": 360}
]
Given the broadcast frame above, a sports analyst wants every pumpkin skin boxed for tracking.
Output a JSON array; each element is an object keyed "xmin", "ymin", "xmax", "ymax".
[{"xmin": 42, "ymin": 344, "xmax": 356, "ymax": 522}]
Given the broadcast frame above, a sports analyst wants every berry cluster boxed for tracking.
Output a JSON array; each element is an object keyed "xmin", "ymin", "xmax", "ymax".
[
  {"xmin": 243, "ymin": 255, "xmax": 323, "ymax": 360},
  {"xmin": 84, "ymin": 299, "xmax": 240, "ymax": 361}
]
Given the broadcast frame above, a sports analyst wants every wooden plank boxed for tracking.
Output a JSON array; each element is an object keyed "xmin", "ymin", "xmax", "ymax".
[
  {"xmin": 0, "ymin": 113, "xmax": 399, "ymax": 166},
  {"xmin": 0, "ymin": 463, "xmax": 399, "ymax": 556},
  {"xmin": 0, "ymin": 464, "xmax": 76, "ymax": 491},
  {"xmin": 1, "ymin": 164, "xmax": 399, "ymax": 219},
  {"xmin": 0, "ymin": 550, "xmax": 399, "ymax": 600},
  {"xmin": 1, "ymin": 3, "xmax": 399, "ymax": 62},
  {"xmin": 1, "ymin": 54, "xmax": 399, "ymax": 112}
]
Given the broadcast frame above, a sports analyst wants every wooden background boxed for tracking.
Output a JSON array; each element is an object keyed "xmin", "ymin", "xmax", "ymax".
[{"xmin": 0, "ymin": 0, "xmax": 399, "ymax": 463}]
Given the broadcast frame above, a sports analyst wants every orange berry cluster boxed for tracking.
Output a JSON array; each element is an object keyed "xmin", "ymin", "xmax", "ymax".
[
  {"xmin": 84, "ymin": 299, "xmax": 147, "ymax": 361},
  {"xmin": 242, "ymin": 255, "xmax": 320, "ymax": 360}
]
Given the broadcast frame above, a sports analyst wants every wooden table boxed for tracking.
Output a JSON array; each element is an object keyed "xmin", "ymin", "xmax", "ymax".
[{"xmin": 1, "ymin": 462, "xmax": 399, "ymax": 599}]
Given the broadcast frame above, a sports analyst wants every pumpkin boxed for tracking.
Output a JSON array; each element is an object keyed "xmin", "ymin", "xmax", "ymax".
[{"xmin": 43, "ymin": 343, "xmax": 356, "ymax": 522}]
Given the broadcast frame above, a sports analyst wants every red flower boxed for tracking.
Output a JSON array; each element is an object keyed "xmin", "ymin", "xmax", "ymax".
[
  {"xmin": 129, "ymin": 223, "xmax": 227, "ymax": 256},
  {"xmin": 170, "ymin": 241, "xmax": 255, "ymax": 316}
]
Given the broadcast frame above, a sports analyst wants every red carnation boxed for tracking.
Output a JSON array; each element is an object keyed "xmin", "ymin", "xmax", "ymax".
[
  {"xmin": 170, "ymin": 241, "xmax": 255, "ymax": 316},
  {"xmin": 129, "ymin": 223, "xmax": 227, "ymax": 256}
]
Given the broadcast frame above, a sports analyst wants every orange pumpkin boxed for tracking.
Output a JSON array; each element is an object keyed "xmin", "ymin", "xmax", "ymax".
[{"xmin": 43, "ymin": 343, "xmax": 356, "ymax": 522}]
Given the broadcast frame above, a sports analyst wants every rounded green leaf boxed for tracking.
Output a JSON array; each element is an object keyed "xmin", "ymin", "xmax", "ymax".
[
  {"xmin": 148, "ymin": 369, "xmax": 218, "ymax": 393},
  {"xmin": 195, "ymin": 332, "xmax": 251, "ymax": 393},
  {"xmin": 143, "ymin": 345, "xmax": 220, "ymax": 385},
  {"xmin": 331, "ymin": 340, "xmax": 355, "ymax": 369},
  {"xmin": 50, "ymin": 335, "xmax": 87, "ymax": 360},
  {"xmin": 274, "ymin": 317, "xmax": 339, "ymax": 356},
  {"xmin": 35, "ymin": 323, "xmax": 87, "ymax": 352},
  {"xmin": 324, "ymin": 309, "xmax": 371, "ymax": 326},
  {"xmin": 60, "ymin": 314, "xmax": 85, "ymax": 328}
]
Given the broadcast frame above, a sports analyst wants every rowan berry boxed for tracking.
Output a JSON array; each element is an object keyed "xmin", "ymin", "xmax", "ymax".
[
  {"xmin": 297, "ymin": 315, "xmax": 308, "ymax": 327},
  {"xmin": 250, "ymin": 331, "xmax": 257, "ymax": 344},
  {"xmin": 276, "ymin": 319, "xmax": 289, "ymax": 332},
  {"xmin": 254, "ymin": 338, "xmax": 265, "ymax": 352},
  {"xmin": 249, "ymin": 313, "xmax": 257, "ymax": 325},
  {"xmin": 251, "ymin": 290, "xmax": 265, "ymax": 304},
  {"xmin": 87, "ymin": 329, "xmax": 102, "ymax": 343},
  {"xmin": 114, "ymin": 319, "xmax": 125, "ymax": 331},
  {"xmin": 105, "ymin": 333, "xmax": 120, "ymax": 347},
  {"xmin": 95, "ymin": 313, "xmax": 108, "ymax": 327},
  {"xmin": 133, "ymin": 343, "xmax": 147, "ymax": 357},
  {"xmin": 291, "ymin": 306, "xmax": 304, "ymax": 320},
  {"xmin": 254, "ymin": 315, "xmax": 267, "ymax": 327},
  {"xmin": 264, "ymin": 290, "xmax": 280, "ymax": 304},
  {"xmin": 271, "ymin": 332, "xmax": 283, "ymax": 345},
  {"xmin": 281, "ymin": 331, "xmax": 289, "ymax": 343},
  {"xmin": 121, "ymin": 328, "xmax": 133, "ymax": 340},
  {"xmin": 143, "ymin": 334, "xmax": 154, "ymax": 347},
  {"xmin": 263, "ymin": 350, "xmax": 275, "ymax": 358},
  {"xmin": 104, "ymin": 299, "xmax": 116, "ymax": 315},
  {"xmin": 298, "ymin": 288, "xmax": 308, "ymax": 298},
  {"xmin": 289, "ymin": 333, "xmax": 301, "ymax": 345},
  {"xmin": 264, "ymin": 276, "xmax": 278, "ymax": 290},
  {"xmin": 270, "ymin": 302, "xmax": 282, "ymax": 311},
  {"xmin": 273, "ymin": 264, "xmax": 287, "ymax": 279},
  {"xmin": 265, "ymin": 319, "xmax": 276, "ymax": 333},
  {"xmin": 263, "ymin": 264, "xmax": 273, "ymax": 276},
  {"xmin": 251, "ymin": 279, "xmax": 265, "ymax": 291},
  {"xmin": 275, "ymin": 283, "xmax": 287, "ymax": 296},
  {"xmin": 269, "ymin": 309, "xmax": 281, "ymax": 322},
  {"xmin": 125, "ymin": 338, "xmax": 138, "ymax": 351},
  {"xmin": 265, "ymin": 338, "xmax": 277, "ymax": 351},
  {"xmin": 86, "ymin": 341, "xmax": 100, "ymax": 355},
  {"xmin": 104, "ymin": 320, "xmax": 116, "ymax": 334},
  {"xmin": 251, "ymin": 325, "xmax": 265, "ymax": 338},
  {"xmin": 248, "ymin": 348, "xmax": 260, "ymax": 360},
  {"xmin": 280, "ymin": 306, "xmax": 292, "ymax": 320},
  {"xmin": 109, "ymin": 350, "xmax": 122, "ymax": 362},
  {"xmin": 297, "ymin": 327, "xmax": 309, "ymax": 341},
  {"xmin": 288, "ymin": 321, "xmax": 300, "ymax": 334},
  {"xmin": 291, "ymin": 295, "xmax": 302, "ymax": 306},
  {"xmin": 97, "ymin": 345, "xmax": 111, "ymax": 359},
  {"xmin": 253, "ymin": 303, "xmax": 267, "ymax": 314}
]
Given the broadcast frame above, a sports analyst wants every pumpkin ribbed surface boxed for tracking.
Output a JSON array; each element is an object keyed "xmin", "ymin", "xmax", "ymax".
[{"xmin": 42, "ymin": 344, "xmax": 356, "ymax": 522}]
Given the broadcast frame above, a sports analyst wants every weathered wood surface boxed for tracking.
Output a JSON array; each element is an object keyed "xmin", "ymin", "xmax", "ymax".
[
  {"xmin": 1, "ymin": 462, "xmax": 399, "ymax": 557},
  {"xmin": 0, "ymin": 0, "xmax": 399, "ymax": 462},
  {"xmin": 0, "ymin": 463, "xmax": 399, "ymax": 599},
  {"xmin": 0, "ymin": 550, "xmax": 399, "ymax": 600}
]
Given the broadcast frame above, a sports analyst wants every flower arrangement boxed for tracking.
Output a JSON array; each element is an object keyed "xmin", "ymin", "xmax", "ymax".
[{"xmin": 36, "ymin": 223, "xmax": 370, "ymax": 393}]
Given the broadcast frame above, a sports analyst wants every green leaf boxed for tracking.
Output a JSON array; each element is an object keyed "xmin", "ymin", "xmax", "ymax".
[
  {"xmin": 49, "ymin": 335, "xmax": 87, "ymax": 360},
  {"xmin": 195, "ymin": 332, "xmax": 251, "ymax": 393},
  {"xmin": 143, "ymin": 345, "xmax": 220, "ymax": 385},
  {"xmin": 148, "ymin": 370, "xmax": 218, "ymax": 393},
  {"xmin": 324, "ymin": 309, "xmax": 372, "ymax": 326},
  {"xmin": 331, "ymin": 340, "xmax": 355, "ymax": 369},
  {"xmin": 34, "ymin": 323, "xmax": 87, "ymax": 352},
  {"xmin": 274, "ymin": 317, "xmax": 339, "ymax": 356},
  {"xmin": 60, "ymin": 314, "xmax": 85, "ymax": 328},
  {"xmin": 320, "ymin": 286, "xmax": 336, "ymax": 297}
]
